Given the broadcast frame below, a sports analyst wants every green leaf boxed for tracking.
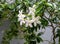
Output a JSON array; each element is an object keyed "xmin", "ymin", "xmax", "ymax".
[
  {"xmin": 37, "ymin": 32, "xmax": 43, "ymax": 36},
  {"xmin": 0, "ymin": 8, "xmax": 3, "ymax": 11},
  {"xmin": 45, "ymin": 3, "xmax": 52, "ymax": 7},
  {"xmin": 7, "ymin": 4, "xmax": 15, "ymax": 10},
  {"xmin": 36, "ymin": 5, "xmax": 43, "ymax": 16},
  {"xmin": 23, "ymin": 0, "xmax": 30, "ymax": 7},
  {"xmin": 40, "ymin": 18, "xmax": 48, "ymax": 26},
  {"xmin": 24, "ymin": 42, "xmax": 28, "ymax": 44},
  {"xmin": 29, "ymin": 41, "xmax": 36, "ymax": 44},
  {"xmin": 56, "ymin": 29, "xmax": 60, "ymax": 36},
  {"xmin": 36, "ymin": 36, "xmax": 43, "ymax": 43}
]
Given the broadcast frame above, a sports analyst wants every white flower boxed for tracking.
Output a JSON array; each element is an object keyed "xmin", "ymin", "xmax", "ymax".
[
  {"xmin": 18, "ymin": 10, "xmax": 26, "ymax": 25},
  {"xmin": 25, "ymin": 16, "xmax": 41, "ymax": 27},
  {"xmin": 18, "ymin": 5, "xmax": 41, "ymax": 27},
  {"xmin": 18, "ymin": 10, "xmax": 26, "ymax": 21},
  {"xmin": 28, "ymin": 7, "xmax": 35, "ymax": 15},
  {"xmin": 28, "ymin": 5, "xmax": 36, "ymax": 15},
  {"xmin": 25, "ymin": 17, "xmax": 33, "ymax": 27},
  {"xmin": 20, "ymin": 20, "xmax": 25, "ymax": 25},
  {"xmin": 32, "ymin": 16, "xmax": 41, "ymax": 26}
]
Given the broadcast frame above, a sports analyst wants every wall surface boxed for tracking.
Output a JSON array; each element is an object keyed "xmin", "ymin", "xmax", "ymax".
[{"xmin": 0, "ymin": 20, "xmax": 10, "ymax": 44}]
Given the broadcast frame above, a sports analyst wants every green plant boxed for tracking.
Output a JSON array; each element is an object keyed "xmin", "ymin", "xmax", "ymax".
[{"xmin": 0, "ymin": 0, "xmax": 60, "ymax": 44}]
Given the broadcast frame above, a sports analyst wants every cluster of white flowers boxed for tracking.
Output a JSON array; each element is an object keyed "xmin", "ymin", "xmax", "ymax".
[{"xmin": 18, "ymin": 5, "xmax": 41, "ymax": 27}]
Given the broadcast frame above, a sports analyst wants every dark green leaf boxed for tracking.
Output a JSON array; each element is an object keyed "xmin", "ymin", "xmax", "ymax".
[
  {"xmin": 36, "ymin": 36, "xmax": 43, "ymax": 43},
  {"xmin": 37, "ymin": 32, "xmax": 43, "ymax": 36}
]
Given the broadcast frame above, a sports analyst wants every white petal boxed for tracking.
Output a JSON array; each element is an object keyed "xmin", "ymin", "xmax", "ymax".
[
  {"xmin": 22, "ymin": 14, "xmax": 25, "ymax": 16},
  {"xmin": 20, "ymin": 21, "xmax": 23, "ymax": 26},
  {"xmin": 29, "ymin": 7, "xmax": 31, "ymax": 10},
  {"xmin": 26, "ymin": 23, "xmax": 28, "ymax": 27},
  {"xmin": 19, "ymin": 11, "xmax": 21, "ymax": 13},
  {"xmin": 22, "ymin": 21, "xmax": 25, "ymax": 23},
  {"xmin": 33, "ymin": 5, "xmax": 36, "ymax": 8},
  {"xmin": 18, "ymin": 14, "xmax": 20, "ymax": 17},
  {"xmin": 18, "ymin": 18, "xmax": 20, "ymax": 21},
  {"xmin": 34, "ymin": 22, "xmax": 37, "ymax": 27},
  {"xmin": 37, "ymin": 21, "xmax": 41, "ymax": 24},
  {"xmin": 29, "ymin": 24, "xmax": 33, "ymax": 27}
]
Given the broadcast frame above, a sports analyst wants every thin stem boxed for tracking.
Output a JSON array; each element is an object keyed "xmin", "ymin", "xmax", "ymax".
[
  {"xmin": 51, "ymin": 24, "xmax": 55, "ymax": 44},
  {"xmin": 44, "ymin": 15, "xmax": 56, "ymax": 44}
]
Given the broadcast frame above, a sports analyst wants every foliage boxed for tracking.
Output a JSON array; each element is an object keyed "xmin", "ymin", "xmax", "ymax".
[{"xmin": 0, "ymin": 0, "xmax": 60, "ymax": 44}]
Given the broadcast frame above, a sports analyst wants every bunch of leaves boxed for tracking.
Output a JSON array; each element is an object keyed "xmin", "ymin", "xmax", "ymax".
[
  {"xmin": 24, "ymin": 27, "xmax": 43, "ymax": 44},
  {"xmin": 0, "ymin": 0, "xmax": 43, "ymax": 44},
  {"xmin": 0, "ymin": 0, "xmax": 60, "ymax": 44}
]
